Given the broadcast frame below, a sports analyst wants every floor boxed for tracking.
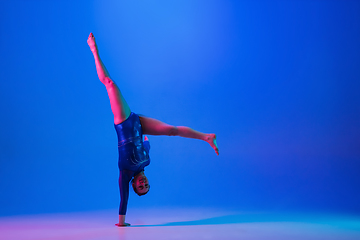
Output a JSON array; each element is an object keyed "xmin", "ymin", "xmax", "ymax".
[{"xmin": 1, "ymin": 207, "xmax": 359, "ymax": 240}]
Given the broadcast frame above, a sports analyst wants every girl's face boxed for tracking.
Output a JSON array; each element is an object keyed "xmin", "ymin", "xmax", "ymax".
[{"xmin": 133, "ymin": 173, "xmax": 150, "ymax": 195}]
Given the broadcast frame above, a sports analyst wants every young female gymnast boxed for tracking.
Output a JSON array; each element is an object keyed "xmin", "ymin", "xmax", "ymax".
[{"xmin": 87, "ymin": 33, "xmax": 219, "ymax": 226}]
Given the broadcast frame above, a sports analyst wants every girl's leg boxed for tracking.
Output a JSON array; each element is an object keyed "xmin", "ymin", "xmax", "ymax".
[
  {"xmin": 139, "ymin": 116, "xmax": 219, "ymax": 155},
  {"xmin": 87, "ymin": 33, "xmax": 131, "ymax": 124}
]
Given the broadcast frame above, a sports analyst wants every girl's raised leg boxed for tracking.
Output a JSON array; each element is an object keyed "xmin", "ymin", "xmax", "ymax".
[
  {"xmin": 139, "ymin": 116, "xmax": 219, "ymax": 155},
  {"xmin": 87, "ymin": 33, "xmax": 131, "ymax": 124}
]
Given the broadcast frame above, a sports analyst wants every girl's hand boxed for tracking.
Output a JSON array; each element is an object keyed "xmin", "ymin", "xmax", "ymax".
[{"xmin": 115, "ymin": 222, "xmax": 130, "ymax": 227}]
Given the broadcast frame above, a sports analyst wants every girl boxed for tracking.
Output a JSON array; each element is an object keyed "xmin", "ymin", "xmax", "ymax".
[{"xmin": 87, "ymin": 33, "xmax": 219, "ymax": 226}]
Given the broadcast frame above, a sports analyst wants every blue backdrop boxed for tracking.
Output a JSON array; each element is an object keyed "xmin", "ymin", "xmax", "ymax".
[{"xmin": 0, "ymin": 0, "xmax": 359, "ymax": 216}]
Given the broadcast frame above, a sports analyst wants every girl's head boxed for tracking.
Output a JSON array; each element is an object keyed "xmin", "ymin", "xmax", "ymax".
[{"xmin": 132, "ymin": 171, "xmax": 150, "ymax": 196}]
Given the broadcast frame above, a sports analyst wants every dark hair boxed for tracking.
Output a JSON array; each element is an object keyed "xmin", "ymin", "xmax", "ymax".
[{"xmin": 131, "ymin": 179, "xmax": 150, "ymax": 196}]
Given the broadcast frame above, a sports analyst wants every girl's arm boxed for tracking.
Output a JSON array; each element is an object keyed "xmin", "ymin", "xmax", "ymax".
[{"xmin": 115, "ymin": 215, "xmax": 130, "ymax": 227}]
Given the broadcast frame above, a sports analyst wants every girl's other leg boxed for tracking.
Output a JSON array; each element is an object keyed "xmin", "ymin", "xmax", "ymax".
[
  {"xmin": 87, "ymin": 33, "xmax": 131, "ymax": 124},
  {"xmin": 139, "ymin": 116, "xmax": 219, "ymax": 155}
]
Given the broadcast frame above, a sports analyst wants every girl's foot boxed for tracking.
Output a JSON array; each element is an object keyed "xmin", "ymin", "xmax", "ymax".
[
  {"xmin": 87, "ymin": 33, "xmax": 97, "ymax": 52},
  {"xmin": 205, "ymin": 134, "xmax": 219, "ymax": 155}
]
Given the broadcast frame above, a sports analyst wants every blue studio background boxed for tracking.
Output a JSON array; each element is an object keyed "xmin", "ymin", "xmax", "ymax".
[{"xmin": 0, "ymin": 0, "xmax": 359, "ymax": 216}]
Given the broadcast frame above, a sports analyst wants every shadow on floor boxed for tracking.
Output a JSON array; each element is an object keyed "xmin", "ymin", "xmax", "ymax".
[{"xmin": 131, "ymin": 213, "xmax": 314, "ymax": 227}]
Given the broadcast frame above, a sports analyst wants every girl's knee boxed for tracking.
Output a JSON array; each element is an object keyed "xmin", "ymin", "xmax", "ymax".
[
  {"xmin": 104, "ymin": 77, "xmax": 116, "ymax": 88},
  {"xmin": 168, "ymin": 126, "xmax": 179, "ymax": 136}
]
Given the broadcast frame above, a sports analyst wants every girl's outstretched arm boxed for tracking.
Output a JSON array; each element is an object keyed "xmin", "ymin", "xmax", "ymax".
[{"xmin": 139, "ymin": 116, "xmax": 219, "ymax": 155}]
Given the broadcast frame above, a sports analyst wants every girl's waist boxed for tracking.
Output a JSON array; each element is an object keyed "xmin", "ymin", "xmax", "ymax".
[{"xmin": 118, "ymin": 136, "xmax": 142, "ymax": 148}]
